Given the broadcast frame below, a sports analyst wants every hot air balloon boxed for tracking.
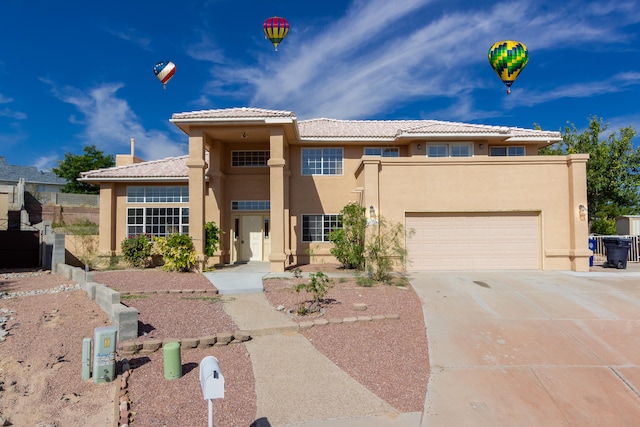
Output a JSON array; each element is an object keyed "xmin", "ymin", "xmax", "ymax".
[
  {"xmin": 263, "ymin": 16, "xmax": 289, "ymax": 51},
  {"xmin": 153, "ymin": 61, "xmax": 176, "ymax": 89},
  {"xmin": 488, "ymin": 41, "xmax": 528, "ymax": 94}
]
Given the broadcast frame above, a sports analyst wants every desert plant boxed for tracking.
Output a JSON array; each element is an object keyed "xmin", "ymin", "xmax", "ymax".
[
  {"xmin": 120, "ymin": 234, "xmax": 152, "ymax": 268},
  {"xmin": 63, "ymin": 219, "xmax": 99, "ymax": 270},
  {"xmin": 294, "ymin": 271, "xmax": 333, "ymax": 314},
  {"xmin": 365, "ymin": 216, "xmax": 414, "ymax": 283},
  {"xmin": 329, "ymin": 203, "xmax": 366, "ymax": 270},
  {"xmin": 152, "ymin": 234, "xmax": 196, "ymax": 272},
  {"xmin": 204, "ymin": 221, "xmax": 222, "ymax": 257}
]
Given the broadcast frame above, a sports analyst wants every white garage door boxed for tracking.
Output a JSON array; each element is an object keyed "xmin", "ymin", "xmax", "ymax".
[{"xmin": 406, "ymin": 213, "xmax": 540, "ymax": 271}]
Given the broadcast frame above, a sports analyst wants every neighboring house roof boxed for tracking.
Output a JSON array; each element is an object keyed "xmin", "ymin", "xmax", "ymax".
[
  {"xmin": 0, "ymin": 157, "xmax": 66, "ymax": 186},
  {"xmin": 80, "ymin": 156, "xmax": 190, "ymax": 182}
]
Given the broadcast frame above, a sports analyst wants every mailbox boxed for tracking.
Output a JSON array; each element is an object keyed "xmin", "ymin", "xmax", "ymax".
[{"xmin": 199, "ymin": 356, "xmax": 224, "ymax": 400}]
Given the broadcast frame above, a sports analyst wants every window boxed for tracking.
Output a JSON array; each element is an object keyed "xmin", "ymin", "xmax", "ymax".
[
  {"xmin": 126, "ymin": 207, "xmax": 189, "ymax": 237},
  {"xmin": 231, "ymin": 200, "xmax": 270, "ymax": 211},
  {"xmin": 450, "ymin": 144, "xmax": 471, "ymax": 157},
  {"xmin": 302, "ymin": 148, "xmax": 343, "ymax": 175},
  {"xmin": 427, "ymin": 143, "xmax": 472, "ymax": 157},
  {"xmin": 428, "ymin": 145, "xmax": 448, "ymax": 157},
  {"xmin": 127, "ymin": 186, "xmax": 188, "ymax": 203},
  {"xmin": 302, "ymin": 214, "xmax": 342, "ymax": 242},
  {"xmin": 364, "ymin": 147, "xmax": 399, "ymax": 157},
  {"xmin": 231, "ymin": 151, "xmax": 270, "ymax": 167},
  {"xmin": 490, "ymin": 146, "xmax": 525, "ymax": 156}
]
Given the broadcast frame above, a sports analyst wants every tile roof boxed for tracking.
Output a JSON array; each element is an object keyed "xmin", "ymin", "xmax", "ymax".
[
  {"xmin": 80, "ymin": 156, "xmax": 189, "ymax": 180},
  {"xmin": 172, "ymin": 107, "xmax": 295, "ymax": 120},
  {"xmin": 298, "ymin": 118, "xmax": 560, "ymax": 140},
  {"xmin": 82, "ymin": 109, "xmax": 562, "ymax": 181},
  {"xmin": 0, "ymin": 157, "xmax": 66, "ymax": 185}
]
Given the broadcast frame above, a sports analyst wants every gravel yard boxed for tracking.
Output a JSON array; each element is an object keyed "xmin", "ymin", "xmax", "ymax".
[{"xmin": 1, "ymin": 267, "xmax": 429, "ymax": 426}]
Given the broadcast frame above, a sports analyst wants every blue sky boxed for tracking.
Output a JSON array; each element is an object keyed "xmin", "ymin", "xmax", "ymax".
[{"xmin": 1, "ymin": 0, "xmax": 639, "ymax": 170}]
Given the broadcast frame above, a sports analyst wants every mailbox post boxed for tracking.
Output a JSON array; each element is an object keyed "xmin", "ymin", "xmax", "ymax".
[{"xmin": 199, "ymin": 356, "xmax": 224, "ymax": 427}]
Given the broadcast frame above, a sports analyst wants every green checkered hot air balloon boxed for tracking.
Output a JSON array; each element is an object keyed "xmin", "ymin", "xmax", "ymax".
[{"xmin": 488, "ymin": 40, "xmax": 528, "ymax": 94}]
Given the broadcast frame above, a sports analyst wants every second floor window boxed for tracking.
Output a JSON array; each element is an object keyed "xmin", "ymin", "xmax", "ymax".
[
  {"xmin": 231, "ymin": 151, "xmax": 270, "ymax": 167},
  {"xmin": 490, "ymin": 146, "xmax": 525, "ymax": 156},
  {"xmin": 427, "ymin": 143, "xmax": 472, "ymax": 158},
  {"xmin": 364, "ymin": 147, "xmax": 399, "ymax": 157},
  {"xmin": 302, "ymin": 148, "xmax": 343, "ymax": 175}
]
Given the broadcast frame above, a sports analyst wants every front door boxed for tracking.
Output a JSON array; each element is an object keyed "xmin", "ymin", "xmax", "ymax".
[{"xmin": 241, "ymin": 215, "xmax": 263, "ymax": 261}]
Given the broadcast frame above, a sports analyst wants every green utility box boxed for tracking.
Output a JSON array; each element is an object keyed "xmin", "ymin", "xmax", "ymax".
[{"xmin": 163, "ymin": 342, "xmax": 182, "ymax": 380}]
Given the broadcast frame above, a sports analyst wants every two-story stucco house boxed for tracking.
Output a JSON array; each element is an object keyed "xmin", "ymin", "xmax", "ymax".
[{"xmin": 80, "ymin": 107, "xmax": 590, "ymax": 273}]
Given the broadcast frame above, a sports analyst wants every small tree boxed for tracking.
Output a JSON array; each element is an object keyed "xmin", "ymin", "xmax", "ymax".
[
  {"xmin": 329, "ymin": 203, "xmax": 366, "ymax": 269},
  {"xmin": 294, "ymin": 272, "xmax": 333, "ymax": 314},
  {"xmin": 539, "ymin": 117, "xmax": 640, "ymax": 234},
  {"xmin": 53, "ymin": 145, "xmax": 115, "ymax": 194},
  {"xmin": 365, "ymin": 216, "xmax": 413, "ymax": 283}
]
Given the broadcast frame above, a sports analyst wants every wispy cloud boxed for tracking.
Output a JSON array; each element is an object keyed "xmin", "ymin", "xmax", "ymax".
[
  {"xmin": 105, "ymin": 26, "xmax": 153, "ymax": 51},
  {"xmin": 41, "ymin": 79, "xmax": 186, "ymax": 161},
  {"xmin": 513, "ymin": 72, "xmax": 640, "ymax": 107},
  {"xmin": 193, "ymin": 0, "xmax": 640, "ymax": 120},
  {"xmin": 0, "ymin": 108, "xmax": 27, "ymax": 120}
]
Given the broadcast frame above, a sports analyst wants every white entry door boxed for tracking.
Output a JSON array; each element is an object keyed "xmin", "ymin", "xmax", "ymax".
[{"xmin": 241, "ymin": 216, "xmax": 263, "ymax": 261}]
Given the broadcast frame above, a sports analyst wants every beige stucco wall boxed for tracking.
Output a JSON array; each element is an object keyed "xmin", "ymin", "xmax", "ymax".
[
  {"xmin": 94, "ymin": 132, "xmax": 589, "ymax": 272},
  {"xmin": 355, "ymin": 154, "xmax": 590, "ymax": 271}
]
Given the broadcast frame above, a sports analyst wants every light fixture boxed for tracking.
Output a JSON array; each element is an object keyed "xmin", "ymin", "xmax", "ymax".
[
  {"xmin": 369, "ymin": 205, "xmax": 376, "ymax": 218},
  {"xmin": 579, "ymin": 204, "xmax": 587, "ymax": 221},
  {"xmin": 417, "ymin": 144, "xmax": 422, "ymax": 150},
  {"xmin": 241, "ymin": 131, "xmax": 248, "ymax": 138},
  {"xmin": 479, "ymin": 143, "xmax": 485, "ymax": 149}
]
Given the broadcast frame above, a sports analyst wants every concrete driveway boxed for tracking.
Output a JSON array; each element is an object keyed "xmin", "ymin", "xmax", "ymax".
[{"xmin": 409, "ymin": 269, "xmax": 640, "ymax": 427}]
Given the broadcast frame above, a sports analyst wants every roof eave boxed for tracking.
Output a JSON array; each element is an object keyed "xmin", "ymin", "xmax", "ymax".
[{"xmin": 79, "ymin": 177, "xmax": 190, "ymax": 183}]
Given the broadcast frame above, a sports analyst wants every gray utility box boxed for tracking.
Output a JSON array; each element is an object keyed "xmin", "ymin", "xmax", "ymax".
[{"xmin": 93, "ymin": 326, "xmax": 117, "ymax": 384}]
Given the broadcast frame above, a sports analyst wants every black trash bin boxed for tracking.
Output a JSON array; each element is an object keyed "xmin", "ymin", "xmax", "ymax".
[{"xmin": 602, "ymin": 237, "xmax": 632, "ymax": 269}]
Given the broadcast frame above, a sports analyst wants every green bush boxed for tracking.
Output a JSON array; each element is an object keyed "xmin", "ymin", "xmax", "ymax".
[
  {"xmin": 120, "ymin": 234, "xmax": 152, "ymax": 268},
  {"xmin": 295, "ymin": 272, "xmax": 333, "ymax": 314},
  {"xmin": 329, "ymin": 203, "xmax": 366, "ymax": 270},
  {"xmin": 204, "ymin": 221, "xmax": 222, "ymax": 257},
  {"xmin": 152, "ymin": 234, "xmax": 196, "ymax": 272}
]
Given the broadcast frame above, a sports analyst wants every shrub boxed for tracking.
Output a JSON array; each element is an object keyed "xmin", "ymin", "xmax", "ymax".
[
  {"xmin": 294, "ymin": 272, "xmax": 333, "ymax": 314},
  {"xmin": 204, "ymin": 221, "xmax": 222, "ymax": 257},
  {"xmin": 120, "ymin": 234, "xmax": 152, "ymax": 268},
  {"xmin": 329, "ymin": 203, "xmax": 366, "ymax": 270},
  {"xmin": 152, "ymin": 234, "xmax": 196, "ymax": 272},
  {"xmin": 365, "ymin": 217, "xmax": 413, "ymax": 283}
]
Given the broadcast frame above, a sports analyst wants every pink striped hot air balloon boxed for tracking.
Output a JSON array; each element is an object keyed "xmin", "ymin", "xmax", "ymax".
[
  {"xmin": 263, "ymin": 16, "xmax": 289, "ymax": 51},
  {"xmin": 153, "ymin": 61, "xmax": 176, "ymax": 89}
]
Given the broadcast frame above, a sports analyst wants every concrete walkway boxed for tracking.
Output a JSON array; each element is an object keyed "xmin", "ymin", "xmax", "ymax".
[
  {"xmin": 410, "ymin": 269, "xmax": 640, "ymax": 427},
  {"xmin": 221, "ymin": 285, "xmax": 419, "ymax": 427}
]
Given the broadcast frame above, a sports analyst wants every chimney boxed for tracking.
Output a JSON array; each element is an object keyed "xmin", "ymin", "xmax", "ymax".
[{"xmin": 130, "ymin": 138, "xmax": 135, "ymax": 157}]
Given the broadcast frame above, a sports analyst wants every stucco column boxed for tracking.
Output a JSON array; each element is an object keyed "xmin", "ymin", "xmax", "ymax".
[
  {"xmin": 567, "ymin": 154, "xmax": 590, "ymax": 271},
  {"xmin": 187, "ymin": 130, "xmax": 206, "ymax": 259},
  {"xmin": 268, "ymin": 128, "xmax": 287, "ymax": 272},
  {"xmin": 206, "ymin": 140, "xmax": 226, "ymax": 264},
  {"xmin": 98, "ymin": 183, "xmax": 116, "ymax": 255},
  {"xmin": 362, "ymin": 159, "xmax": 381, "ymax": 220}
]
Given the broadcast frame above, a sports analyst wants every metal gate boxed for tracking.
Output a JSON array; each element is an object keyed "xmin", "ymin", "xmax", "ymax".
[{"xmin": 0, "ymin": 230, "xmax": 41, "ymax": 268}]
